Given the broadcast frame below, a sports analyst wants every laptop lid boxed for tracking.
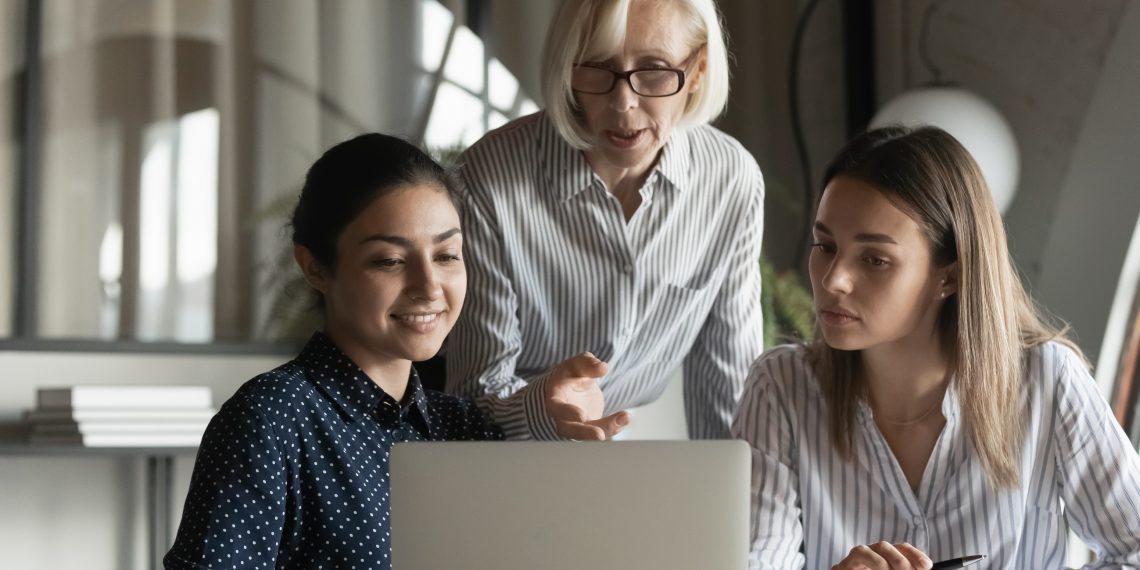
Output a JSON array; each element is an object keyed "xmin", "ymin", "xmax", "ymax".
[{"xmin": 390, "ymin": 440, "xmax": 750, "ymax": 569}]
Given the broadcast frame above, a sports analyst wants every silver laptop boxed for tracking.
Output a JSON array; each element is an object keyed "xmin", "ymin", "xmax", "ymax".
[{"xmin": 390, "ymin": 440, "xmax": 750, "ymax": 569}]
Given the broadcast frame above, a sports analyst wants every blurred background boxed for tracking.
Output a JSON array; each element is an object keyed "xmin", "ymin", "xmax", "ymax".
[{"xmin": 0, "ymin": 1, "xmax": 1138, "ymax": 568}]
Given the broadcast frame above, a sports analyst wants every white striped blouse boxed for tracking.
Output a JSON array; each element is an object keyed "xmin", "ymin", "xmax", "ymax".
[
  {"xmin": 732, "ymin": 342, "xmax": 1140, "ymax": 569},
  {"xmin": 445, "ymin": 112, "xmax": 765, "ymax": 440}
]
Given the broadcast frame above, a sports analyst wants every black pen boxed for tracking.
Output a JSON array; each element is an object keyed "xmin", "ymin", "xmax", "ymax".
[{"xmin": 931, "ymin": 554, "xmax": 984, "ymax": 569}]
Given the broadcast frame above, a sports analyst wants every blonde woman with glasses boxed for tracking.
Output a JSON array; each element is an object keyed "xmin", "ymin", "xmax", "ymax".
[
  {"xmin": 446, "ymin": 0, "xmax": 764, "ymax": 441},
  {"xmin": 733, "ymin": 126, "xmax": 1140, "ymax": 569}
]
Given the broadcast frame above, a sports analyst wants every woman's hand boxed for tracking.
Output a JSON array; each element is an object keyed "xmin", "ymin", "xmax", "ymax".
[
  {"xmin": 832, "ymin": 542, "xmax": 933, "ymax": 570},
  {"xmin": 545, "ymin": 352, "xmax": 631, "ymax": 440}
]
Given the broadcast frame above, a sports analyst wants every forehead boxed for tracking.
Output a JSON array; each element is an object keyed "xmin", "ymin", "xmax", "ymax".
[
  {"xmin": 340, "ymin": 184, "xmax": 459, "ymax": 242},
  {"xmin": 585, "ymin": 0, "xmax": 697, "ymax": 61},
  {"xmin": 816, "ymin": 177, "xmax": 925, "ymax": 241}
]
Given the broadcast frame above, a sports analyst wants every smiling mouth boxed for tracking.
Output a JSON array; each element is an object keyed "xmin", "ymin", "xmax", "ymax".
[{"xmin": 391, "ymin": 312, "xmax": 441, "ymax": 324}]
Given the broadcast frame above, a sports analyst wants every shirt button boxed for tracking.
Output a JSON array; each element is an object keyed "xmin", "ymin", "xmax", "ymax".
[{"xmin": 622, "ymin": 263, "xmax": 633, "ymax": 273}]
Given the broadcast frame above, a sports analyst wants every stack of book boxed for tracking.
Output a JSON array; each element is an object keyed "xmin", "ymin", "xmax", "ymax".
[{"xmin": 25, "ymin": 385, "xmax": 216, "ymax": 447}]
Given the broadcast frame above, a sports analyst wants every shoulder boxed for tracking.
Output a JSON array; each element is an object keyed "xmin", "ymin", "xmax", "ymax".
[
  {"xmin": 422, "ymin": 390, "xmax": 504, "ymax": 440},
  {"xmin": 687, "ymin": 124, "xmax": 763, "ymax": 177},
  {"xmin": 743, "ymin": 344, "xmax": 819, "ymax": 397},
  {"xmin": 1022, "ymin": 340, "xmax": 1091, "ymax": 392},
  {"xmin": 683, "ymin": 124, "xmax": 764, "ymax": 210},
  {"xmin": 221, "ymin": 360, "xmax": 317, "ymax": 420},
  {"xmin": 687, "ymin": 124, "xmax": 759, "ymax": 167},
  {"xmin": 458, "ymin": 112, "xmax": 544, "ymax": 172}
]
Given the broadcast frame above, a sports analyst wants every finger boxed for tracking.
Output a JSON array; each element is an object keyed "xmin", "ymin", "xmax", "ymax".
[
  {"xmin": 839, "ymin": 544, "xmax": 889, "ymax": 570},
  {"xmin": 893, "ymin": 543, "xmax": 931, "ymax": 570},
  {"xmin": 555, "ymin": 419, "xmax": 606, "ymax": 441},
  {"xmin": 586, "ymin": 410, "xmax": 631, "ymax": 439},
  {"xmin": 867, "ymin": 541, "xmax": 912, "ymax": 569},
  {"xmin": 867, "ymin": 541, "xmax": 911, "ymax": 569},
  {"xmin": 551, "ymin": 352, "xmax": 608, "ymax": 381}
]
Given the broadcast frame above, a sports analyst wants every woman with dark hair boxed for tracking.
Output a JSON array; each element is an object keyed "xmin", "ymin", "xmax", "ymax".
[
  {"xmin": 733, "ymin": 126, "xmax": 1140, "ymax": 569},
  {"xmin": 164, "ymin": 133, "xmax": 598, "ymax": 569}
]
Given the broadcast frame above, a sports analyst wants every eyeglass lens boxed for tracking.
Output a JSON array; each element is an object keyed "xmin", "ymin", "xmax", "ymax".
[{"xmin": 571, "ymin": 67, "xmax": 683, "ymax": 97}]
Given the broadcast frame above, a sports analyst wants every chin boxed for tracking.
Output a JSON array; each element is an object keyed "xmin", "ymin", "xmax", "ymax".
[
  {"xmin": 404, "ymin": 341, "xmax": 446, "ymax": 363},
  {"xmin": 819, "ymin": 329, "xmax": 869, "ymax": 352}
]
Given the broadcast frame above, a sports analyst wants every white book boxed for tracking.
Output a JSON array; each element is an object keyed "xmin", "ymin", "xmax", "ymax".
[
  {"xmin": 29, "ymin": 421, "xmax": 210, "ymax": 435},
  {"xmin": 24, "ymin": 408, "xmax": 216, "ymax": 423},
  {"xmin": 37, "ymin": 385, "xmax": 213, "ymax": 410},
  {"xmin": 27, "ymin": 432, "xmax": 205, "ymax": 447}
]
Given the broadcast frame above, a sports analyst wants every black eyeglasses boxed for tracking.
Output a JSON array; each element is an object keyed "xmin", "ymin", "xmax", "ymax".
[{"xmin": 570, "ymin": 52, "xmax": 699, "ymax": 98}]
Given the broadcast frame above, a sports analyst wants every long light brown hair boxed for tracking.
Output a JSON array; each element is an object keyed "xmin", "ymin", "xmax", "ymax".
[{"xmin": 811, "ymin": 126, "xmax": 1083, "ymax": 488}]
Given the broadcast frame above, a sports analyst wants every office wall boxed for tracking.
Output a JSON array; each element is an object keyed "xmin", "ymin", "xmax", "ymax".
[
  {"xmin": 0, "ymin": 350, "xmax": 282, "ymax": 570},
  {"xmin": 872, "ymin": 0, "xmax": 1136, "ymax": 366},
  {"xmin": 1037, "ymin": 2, "xmax": 1140, "ymax": 380}
]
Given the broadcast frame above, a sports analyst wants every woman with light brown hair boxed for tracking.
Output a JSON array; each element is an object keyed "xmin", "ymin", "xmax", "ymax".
[{"xmin": 733, "ymin": 126, "xmax": 1140, "ymax": 569}]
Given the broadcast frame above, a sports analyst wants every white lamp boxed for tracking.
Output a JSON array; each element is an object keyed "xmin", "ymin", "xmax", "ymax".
[{"xmin": 870, "ymin": 86, "xmax": 1020, "ymax": 214}]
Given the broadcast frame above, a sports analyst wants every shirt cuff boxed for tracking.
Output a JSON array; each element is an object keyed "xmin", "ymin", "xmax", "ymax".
[{"xmin": 522, "ymin": 372, "xmax": 560, "ymax": 440}]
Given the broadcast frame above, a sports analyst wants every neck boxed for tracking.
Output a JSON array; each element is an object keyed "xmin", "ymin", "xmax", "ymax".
[
  {"xmin": 861, "ymin": 330, "xmax": 951, "ymax": 422},
  {"xmin": 323, "ymin": 328, "xmax": 412, "ymax": 401},
  {"xmin": 583, "ymin": 149, "xmax": 659, "ymax": 200}
]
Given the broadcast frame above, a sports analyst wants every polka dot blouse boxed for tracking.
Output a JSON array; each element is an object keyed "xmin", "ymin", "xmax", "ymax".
[{"xmin": 164, "ymin": 332, "xmax": 503, "ymax": 569}]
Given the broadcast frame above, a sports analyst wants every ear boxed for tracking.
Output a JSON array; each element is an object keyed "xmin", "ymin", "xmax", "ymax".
[
  {"xmin": 937, "ymin": 262, "xmax": 959, "ymax": 299},
  {"xmin": 688, "ymin": 46, "xmax": 708, "ymax": 93},
  {"xmin": 294, "ymin": 245, "xmax": 330, "ymax": 294}
]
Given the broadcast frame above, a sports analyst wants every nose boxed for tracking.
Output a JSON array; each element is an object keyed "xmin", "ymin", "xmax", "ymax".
[
  {"xmin": 407, "ymin": 259, "xmax": 443, "ymax": 301},
  {"xmin": 608, "ymin": 76, "xmax": 639, "ymax": 112},
  {"xmin": 819, "ymin": 257, "xmax": 853, "ymax": 296}
]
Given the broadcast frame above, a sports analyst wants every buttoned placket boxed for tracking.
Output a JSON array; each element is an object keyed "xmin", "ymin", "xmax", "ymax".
[{"xmin": 855, "ymin": 389, "xmax": 961, "ymax": 554}]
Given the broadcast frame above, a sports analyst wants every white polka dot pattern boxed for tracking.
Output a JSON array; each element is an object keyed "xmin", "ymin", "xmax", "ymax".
[{"xmin": 164, "ymin": 332, "xmax": 502, "ymax": 569}]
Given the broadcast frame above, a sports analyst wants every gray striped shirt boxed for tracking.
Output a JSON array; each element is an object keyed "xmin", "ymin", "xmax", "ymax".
[
  {"xmin": 445, "ymin": 112, "xmax": 764, "ymax": 440},
  {"xmin": 733, "ymin": 342, "xmax": 1140, "ymax": 569}
]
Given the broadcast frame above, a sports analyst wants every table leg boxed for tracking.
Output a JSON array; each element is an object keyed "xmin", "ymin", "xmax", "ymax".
[{"xmin": 147, "ymin": 455, "xmax": 174, "ymax": 570}]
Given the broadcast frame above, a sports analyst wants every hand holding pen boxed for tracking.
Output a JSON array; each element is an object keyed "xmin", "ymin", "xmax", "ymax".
[{"xmin": 832, "ymin": 542, "xmax": 983, "ymax": 570}]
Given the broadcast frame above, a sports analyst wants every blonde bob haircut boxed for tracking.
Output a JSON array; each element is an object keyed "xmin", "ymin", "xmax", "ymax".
[
  {"xmin": 811, "ymin": 126, "xmax": 1083, "ymax": 489},
  {"xmin": 540, "ymin": 0, "xmax": 731, "ymax": 150}
]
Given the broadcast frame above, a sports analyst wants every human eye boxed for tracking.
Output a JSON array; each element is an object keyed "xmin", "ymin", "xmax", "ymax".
[
  {"xmin": 863, "ymin": 255, "xmax": 890, "ymax": 267},
  {"xmin": 810, "ymin": 242, "xmax": 836, "ymax": 254},
  {"xmin": 371, "ymin": 257, "xmax": 403, "ymax": 269},
  {"xmin": 435, "ymin": 253, "xmax": 462, "ymax": 264}
]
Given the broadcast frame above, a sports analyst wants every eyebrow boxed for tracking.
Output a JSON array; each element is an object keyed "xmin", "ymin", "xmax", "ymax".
[
  {"xmin": 358, "ymin": 227, "xmax": 462, "ymax": 247},
  {"xmin": 813, "ymin": 222, "xmax": 899, "ymax": 245}
]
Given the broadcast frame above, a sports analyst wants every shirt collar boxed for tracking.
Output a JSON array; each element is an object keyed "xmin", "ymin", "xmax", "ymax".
[
  {"xmin": 539, "ymin": 113, "xmax": 597, "ymax": 202},
  {"xmin": 296, "ymin": 332, "xmax": 432, "ymax": 430},
  {"xmin": 538, "ymin": 113, "xmax": 692, "ymax": 202},
  {"xmin": 653, "ymin": 125, "xmax": 692, "ymax": 193}
]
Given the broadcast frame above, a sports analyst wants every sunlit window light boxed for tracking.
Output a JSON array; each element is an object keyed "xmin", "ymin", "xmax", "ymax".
[
  {"xmin": 488, "ymin": 58, "xmax": 519, "ymax": 112},
  {"xmin": 419, "ymin": 0, "xmax": 454, "ymax": 73},
  {"xmin": 444, "ymin": 26, "xmax": 484, "ymax": 93},
  {"xmin": 425, "ymin": 82, "xmax": 486, "ymax": 149},
  {"xmin": 139, "ymin": 123, "xmax": 175, "ymax": 292},
  {"xmin": 98, "ymin": 222, "xmax": 123, "ymax": 284},
  {"xmin": 489, "ymin": 111, "xmax": 509, "ymax": 130},
  {"xmin": 176, "ymin": 108, "xmax": 218, "ymax": 284}
]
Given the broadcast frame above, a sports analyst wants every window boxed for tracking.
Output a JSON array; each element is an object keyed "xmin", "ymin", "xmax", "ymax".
[{"xmin": 3, "ymin": 0, "xmax": 537, "ymax": 349}]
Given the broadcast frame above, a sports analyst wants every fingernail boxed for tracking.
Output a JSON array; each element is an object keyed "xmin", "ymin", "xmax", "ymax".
[{"xmin": 616, "ymin": 414, "xmax": 628, "ymax": 426}]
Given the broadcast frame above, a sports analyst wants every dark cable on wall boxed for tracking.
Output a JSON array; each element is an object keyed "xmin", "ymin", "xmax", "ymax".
[
  {"xmin": 919, "ymin": 0, "xmax": 951, "ymax": 82},
  {"xmin": 789, "ymin": 0, "xmax": 825, "ymax": 274}
]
